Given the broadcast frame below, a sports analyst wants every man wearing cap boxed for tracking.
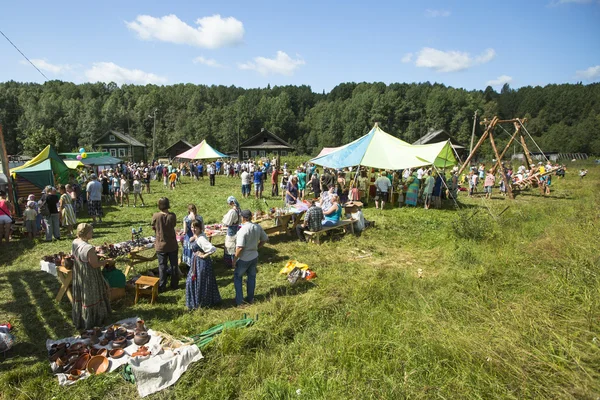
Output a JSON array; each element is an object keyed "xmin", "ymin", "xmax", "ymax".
[
  {"xmin": 233, "ymin": 210, "xmax": 268, "ymax": 306},
  {"xmin": 86, "ymin": 174, "xmax": 104, "ymax": 224}
]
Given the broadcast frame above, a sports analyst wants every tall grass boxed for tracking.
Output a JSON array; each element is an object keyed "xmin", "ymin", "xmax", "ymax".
[{"xmin": 0, "ymin": 161, "xmax": 598, "ymax": 399}]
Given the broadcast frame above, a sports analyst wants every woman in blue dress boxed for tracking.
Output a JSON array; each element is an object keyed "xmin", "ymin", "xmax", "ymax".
[
  {"xmin": 182, "ymin": 204, "xmax": 204, "ymax": 266},
  {"xmin": 185, "ymin": 221, "xmax": 221, "ymax": 309}
]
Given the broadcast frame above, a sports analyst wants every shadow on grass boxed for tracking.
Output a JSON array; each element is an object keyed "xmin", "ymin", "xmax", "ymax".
[
  {"xmin": 0, "ymin": 238, "xmax": 36, "ymax": 267},
  {"xmin": 0, "ymin": 269, "xmax": 74, "ymax": 370}
]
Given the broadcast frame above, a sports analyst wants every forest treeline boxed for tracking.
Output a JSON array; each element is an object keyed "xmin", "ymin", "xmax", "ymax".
[{"xmin": 0, "ymin": 80, "xmax": 598, "ymax": 157}]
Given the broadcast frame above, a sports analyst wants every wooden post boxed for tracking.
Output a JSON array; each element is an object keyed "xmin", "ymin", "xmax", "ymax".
[
  {"xmin": 491, "ymin": 122, "xmax": 521, "ymax": 174},
  {"xmin": 0, "ymin": 124, "xmax": 14, "ymax": 203},
  {"xmin": 520, "ymin": 134, "xmax": 534, "ymax": 170},
  {"xmin": 458, "ymin": 116, "xmax": 497, "ymax": 175},
  {"xmin": 488, "ymin": 131, "xmax": 514, "ymax": 199}
]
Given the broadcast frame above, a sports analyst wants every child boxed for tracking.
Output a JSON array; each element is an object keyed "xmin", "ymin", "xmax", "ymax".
[
  {"xmin": 169, "ymin": 169, "xmax": 177, "ymax": 190},
  {"xmin": 120, "ymin": 175, "xmax": 130, "ymax": 207},
  {"xmin": 23, "ymin": 201, "xmax": 38, "ymax": 240},
  {"xmin": 133, "ymin": 178, "xmax": 145, "ymax": 207},
  {"xmin": 579, "ymin": 169, "xmax": 588, "ymax": 179},
  {"xmin": 484, "ymin": 170, "xmax": 495, "ymax": 199}
]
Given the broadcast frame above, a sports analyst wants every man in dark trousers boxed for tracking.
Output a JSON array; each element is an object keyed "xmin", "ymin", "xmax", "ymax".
[{"xmin": 151, "ymin": 197, "xmax": 179, "ymax": 292}]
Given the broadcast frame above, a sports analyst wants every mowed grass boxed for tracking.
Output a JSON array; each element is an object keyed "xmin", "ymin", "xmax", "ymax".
[{"xmin": 0, "ymin": 161, "xmax": 599, "ymax": 399}]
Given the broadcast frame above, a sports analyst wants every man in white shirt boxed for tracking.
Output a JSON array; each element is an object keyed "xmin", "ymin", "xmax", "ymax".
[
  {"xmin": 417, "ymin": 167, "xmax": 425, "ymax": 180},
  {"xmin": 240, "ymin": 169, "xmax": 251, "ymax": 198},
  {"xmin": 233, "ymin": 210, "xmax": 268, "ymax": 306}
]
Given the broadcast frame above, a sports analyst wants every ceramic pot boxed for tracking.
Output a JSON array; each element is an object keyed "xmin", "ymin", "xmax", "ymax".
[
  {"xmin": 93, "ymin": 327, "xmax": 103, "ymax": 337},
  {"xmin": 88, "ymin": 333, "xmax": 99, "ymax": 345},
  {"xmin": 135, "ymin": 320, "xmax": 146, "ymax": 333},
  {"xmin": 67, "ymin": 369, "xmax": 84, "ymax": 380},
  {"xmin": 116, "ymin": 327, "xmax": 128, "ymax": 337},
  {"xmin": 104, "ymin": 329, "xmax": 115, "ymax": 340},
  {"xmin": 111, "ymin": 337, "xmax": 127, "ymax": 349},
  {"xmin": 99, "ymin": 338, "xmax": 110, "ymax": 346},
  {"xmin": 133, "ymin": 331, "xmax": 150, "ymax": 346},
  {"xmin": 126, "ymin": 331, "xmax": 134, "ymax": 340}
]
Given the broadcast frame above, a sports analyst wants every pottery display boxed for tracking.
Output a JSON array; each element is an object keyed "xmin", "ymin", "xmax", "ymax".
[
  {"xmin": 109, "ymin": 348, "xmax": 124, "ymax": 359},
  {"xmin": 68, "ymin": 342, "xmax": 85, "ymax": 353},
  {"xmin": 87, "ymin": 355, "xmax": 110, "ymax": 375},
  {"xmin": 133, "ymin": 331, "xmax": 150, "ymax": 346}
]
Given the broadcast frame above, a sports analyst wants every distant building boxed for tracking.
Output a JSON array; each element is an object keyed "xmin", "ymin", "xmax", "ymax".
[
  {"xmin": 239, "ymin": 128, "xmax": 294, "ymax": 159},
  {"xmin": 164, "ymin": 139, "xmax": 193, "ymax": 160},
  {"xmin": 94, "ymin": 131, "xmax": 147, "ymax": 162}
]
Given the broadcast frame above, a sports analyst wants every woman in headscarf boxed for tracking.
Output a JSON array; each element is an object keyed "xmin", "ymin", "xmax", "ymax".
[
  {"xmin": 405, "ymin": 173, "xmax": 420, "ymax": 207},
  {"xmin": 185, "ymin": 220, "xmax": 221, "ymax": 309},
  {"xmin": 71, "ymin": 223, "xmax": 111, "ymax": 329},
  {"xmin": 182, "ymin": 204, "xmax": 204, "ymax": 266},
  {"xmin": 58, "ymin": 184, "xmax": 77, "ymax": 237},
  {"xmin": 221, "ymin": 196, "xmax": 241, "ymax": 267}
]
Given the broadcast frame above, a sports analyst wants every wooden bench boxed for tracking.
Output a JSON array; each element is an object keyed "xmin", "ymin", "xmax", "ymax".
[{"xmin": 303, "ymin": 219, "xmax": 354, "ymax": 244}]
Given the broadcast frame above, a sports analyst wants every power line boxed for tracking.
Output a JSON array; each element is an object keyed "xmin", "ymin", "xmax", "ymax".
[{"xmin": 0, "ymin": 29, "xmax": 49, "ymax": 81}]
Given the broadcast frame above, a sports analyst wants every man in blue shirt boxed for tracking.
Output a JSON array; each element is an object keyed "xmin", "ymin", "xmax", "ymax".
[
  {"xmin": 197, "ymin": 163, "xmax": 204, "ymax": 180},
  {"xmin": 215, "ymin": 159, "xmax": 222, "ymax": 175},
  {"xmin": 253, "ymin": 169, "xmax": 264, "ymax": 199}
]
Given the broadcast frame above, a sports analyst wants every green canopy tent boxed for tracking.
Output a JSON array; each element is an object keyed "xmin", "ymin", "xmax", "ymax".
[{"xmin": 11, "ymin": 145, "xmax": 70, "ymax": 189}]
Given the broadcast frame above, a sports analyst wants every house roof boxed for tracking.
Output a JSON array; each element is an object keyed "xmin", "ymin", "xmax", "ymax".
[
  {"xmin": 164, "ymin": 139, "xmax": 194, "ymax": 152},
  {"xmin": 240, "ymin": 128, "xmax": 295, "ymax": 150},
  {"xmin": 94, "ymin": 130, "xmax": 147, "ymax": 147},
  {"xmin": 412, "ymin": 130, "xmax": 451, "ymax": 145}
]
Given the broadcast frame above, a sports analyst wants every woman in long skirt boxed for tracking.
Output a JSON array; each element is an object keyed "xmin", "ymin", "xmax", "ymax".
[
  {"xmin": 59, "ymin": 184, "xmax": 77, "ymax": 237},
  {"xmin": 71, "ymin": 223, "xmax": 111, "ymax": 329},
  {"xmin": 182, "ymin": 204, "xmax": 204, "ymax": 266},
  {"xmin": 185, "ymin": 221, "xmax": 221, "ymax": 309},
  {"xmin": 221, "ymin": 196, "xmax": 240, "ymax": 267},
  {"xmin": 405, "ymin": 174, "xmax": 420, "ymax": 207}
]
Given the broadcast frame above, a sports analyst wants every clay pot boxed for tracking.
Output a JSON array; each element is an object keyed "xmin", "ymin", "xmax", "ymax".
[
  {"xmin": 67, "ymin": 369, "xmax": 84, "ymax": 380},
  {"xmin": 133, "ymin": 331, "xmax": 150, "ymax": 346},
  {"xmin": 88, "ymin": 333, "xmax": 100, "ymax": 345},
  {"xmin": 109, "ymin": 348, "xmax": 124, "ymax": 359},
  {"xmin": 93, "ymin": 327, "xmax": 103, "ymax": 337},
  {"xmin": 68, "ymin": 342, "xmax": 85, "ymax": 353},
  {"xmin": 100, "ymin": 338, "xmax": 110, "ymax": 346},
  {"xmin": 116, "ymin": 327, "xmax": 128, "ymax": 337},
  {"xmin": 126, "ymin": 331, "xmax": 134, "ymax": 340},
  {"xmin": 104, "ymin": 328, "xmax": 115, "ymax": 340},
  {"xmin": 135, "ymin": 320, "xmax": 146, "ymax": 333},
  {"xmin": 87, "ymin": 355, "xmax": 109, "ymax": 375},
  {"xmin": 111, "ymin": 337, "xmax": 127, "ymax": 349}
]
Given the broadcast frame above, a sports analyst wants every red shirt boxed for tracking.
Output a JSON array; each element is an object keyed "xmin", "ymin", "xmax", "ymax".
[{"xmin": 271, "ymin": 170, "xmax": 279, "ymax": 184}]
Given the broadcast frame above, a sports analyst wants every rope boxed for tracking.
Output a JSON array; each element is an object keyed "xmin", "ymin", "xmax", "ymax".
[{"xmin": 518, "ymin": 119, "xmax": 550, "ymax": 163}]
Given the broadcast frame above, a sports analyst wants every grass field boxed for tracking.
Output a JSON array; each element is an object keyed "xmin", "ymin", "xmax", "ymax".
[{"xmin": 0, "ymin": 161, "xmax": 599, "ymax": 399}]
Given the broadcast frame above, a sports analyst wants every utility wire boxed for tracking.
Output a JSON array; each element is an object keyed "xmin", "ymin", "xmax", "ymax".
[{"xmin": 0, "ymin": 29, "xmax": 49, "ymax": 81}]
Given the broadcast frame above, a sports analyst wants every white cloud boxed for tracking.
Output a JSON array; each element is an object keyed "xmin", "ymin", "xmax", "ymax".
[
  {"xmin": 401, "ymin": 53, "xmax": 413, "ymax": 63},
  {"xmin": 238, "ymin": 51, "xmax": 305, "ymax": 76},
  {"xmin": 486, "ymin": 75, "xmax": 513, "ymax": 87},
  {"xmin": 414, "ymin": 47, "xmax": 496, "ymax": 72},
  {"xmin": 126, "ymin": 14, "xmax": 244, "ymax": 49},
  {"xmin": 425, "ymin": 9, "xmax": 451, "ymax": 17},
  {"xmin": 21, "ymin": 59, "xmax": 72, "ymax": 74},
  {"xmin": 85, "ymin": 62, "xmax": 167, "ymax": 85},
  {"xmin": 193, "ymin": 56, "xmax": 224, "ymax": 68},
  {"xmin": 576, "ymin": 65, "xmax": 600, "ymax": 81}
]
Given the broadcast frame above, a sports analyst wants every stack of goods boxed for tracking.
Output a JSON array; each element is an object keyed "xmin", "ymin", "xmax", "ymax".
[
  {"xmin": 204, "ymin": 224, "xmax": 227, "ymax": 237},
  {"xmin": 279, "ymin": 260, "xmax": 317, "ymax": 284},
  {"xmin": 95, "ymin": 237, "xmax": 155, "ymax": 258}
]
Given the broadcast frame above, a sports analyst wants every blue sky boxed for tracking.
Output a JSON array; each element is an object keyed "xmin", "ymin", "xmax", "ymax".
[{"xmin": 1, "ymin": 0, "xmax": 599, "ymax": 92}]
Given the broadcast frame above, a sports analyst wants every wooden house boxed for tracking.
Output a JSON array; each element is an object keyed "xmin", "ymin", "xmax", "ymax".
[
  {"xmin": 94, "ymin": 131, "xmax": 147, "ymax": 162},
  {"xmin": 164, "ymin": 139, "xmax": 193, "ymax": 160},
  {"xmin": 239, "ymin": 128, "xmax": 294, "ymax": 159}
]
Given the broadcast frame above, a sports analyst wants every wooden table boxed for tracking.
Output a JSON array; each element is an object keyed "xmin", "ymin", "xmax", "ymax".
[
  {"xmin": 134, "ymin": 276, "xmax": 160, "ymax": 304},
  {"xmin": 55, "ymin": 266, "xmax": 74, "ymax": 303},
  {"xmin": 125, "ymin": 249, "xmax": 158, "ymax": 278}
]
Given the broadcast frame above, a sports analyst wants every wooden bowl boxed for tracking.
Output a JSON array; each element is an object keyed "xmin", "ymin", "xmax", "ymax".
[
  {"xmin": 67, "ymin": 369, "xmax": 84, "ymax": 380},
  {"xmin": 91, "ymin": 348, "xmax": 108, "ymax": 357},
  {"xmin": 72, "ymin": 353, "xmax": 90, "ymax": 371},
  {"xmin": 111, "ymin": 337, "xmax": 127, "ymax": 349},
  {"xmin": 109, "ymin": 348, "xmax": 124, "ymax": 359},
  {"xmin": 87, "ymin": 355, "xmax": 110, "ymax": 375}
]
